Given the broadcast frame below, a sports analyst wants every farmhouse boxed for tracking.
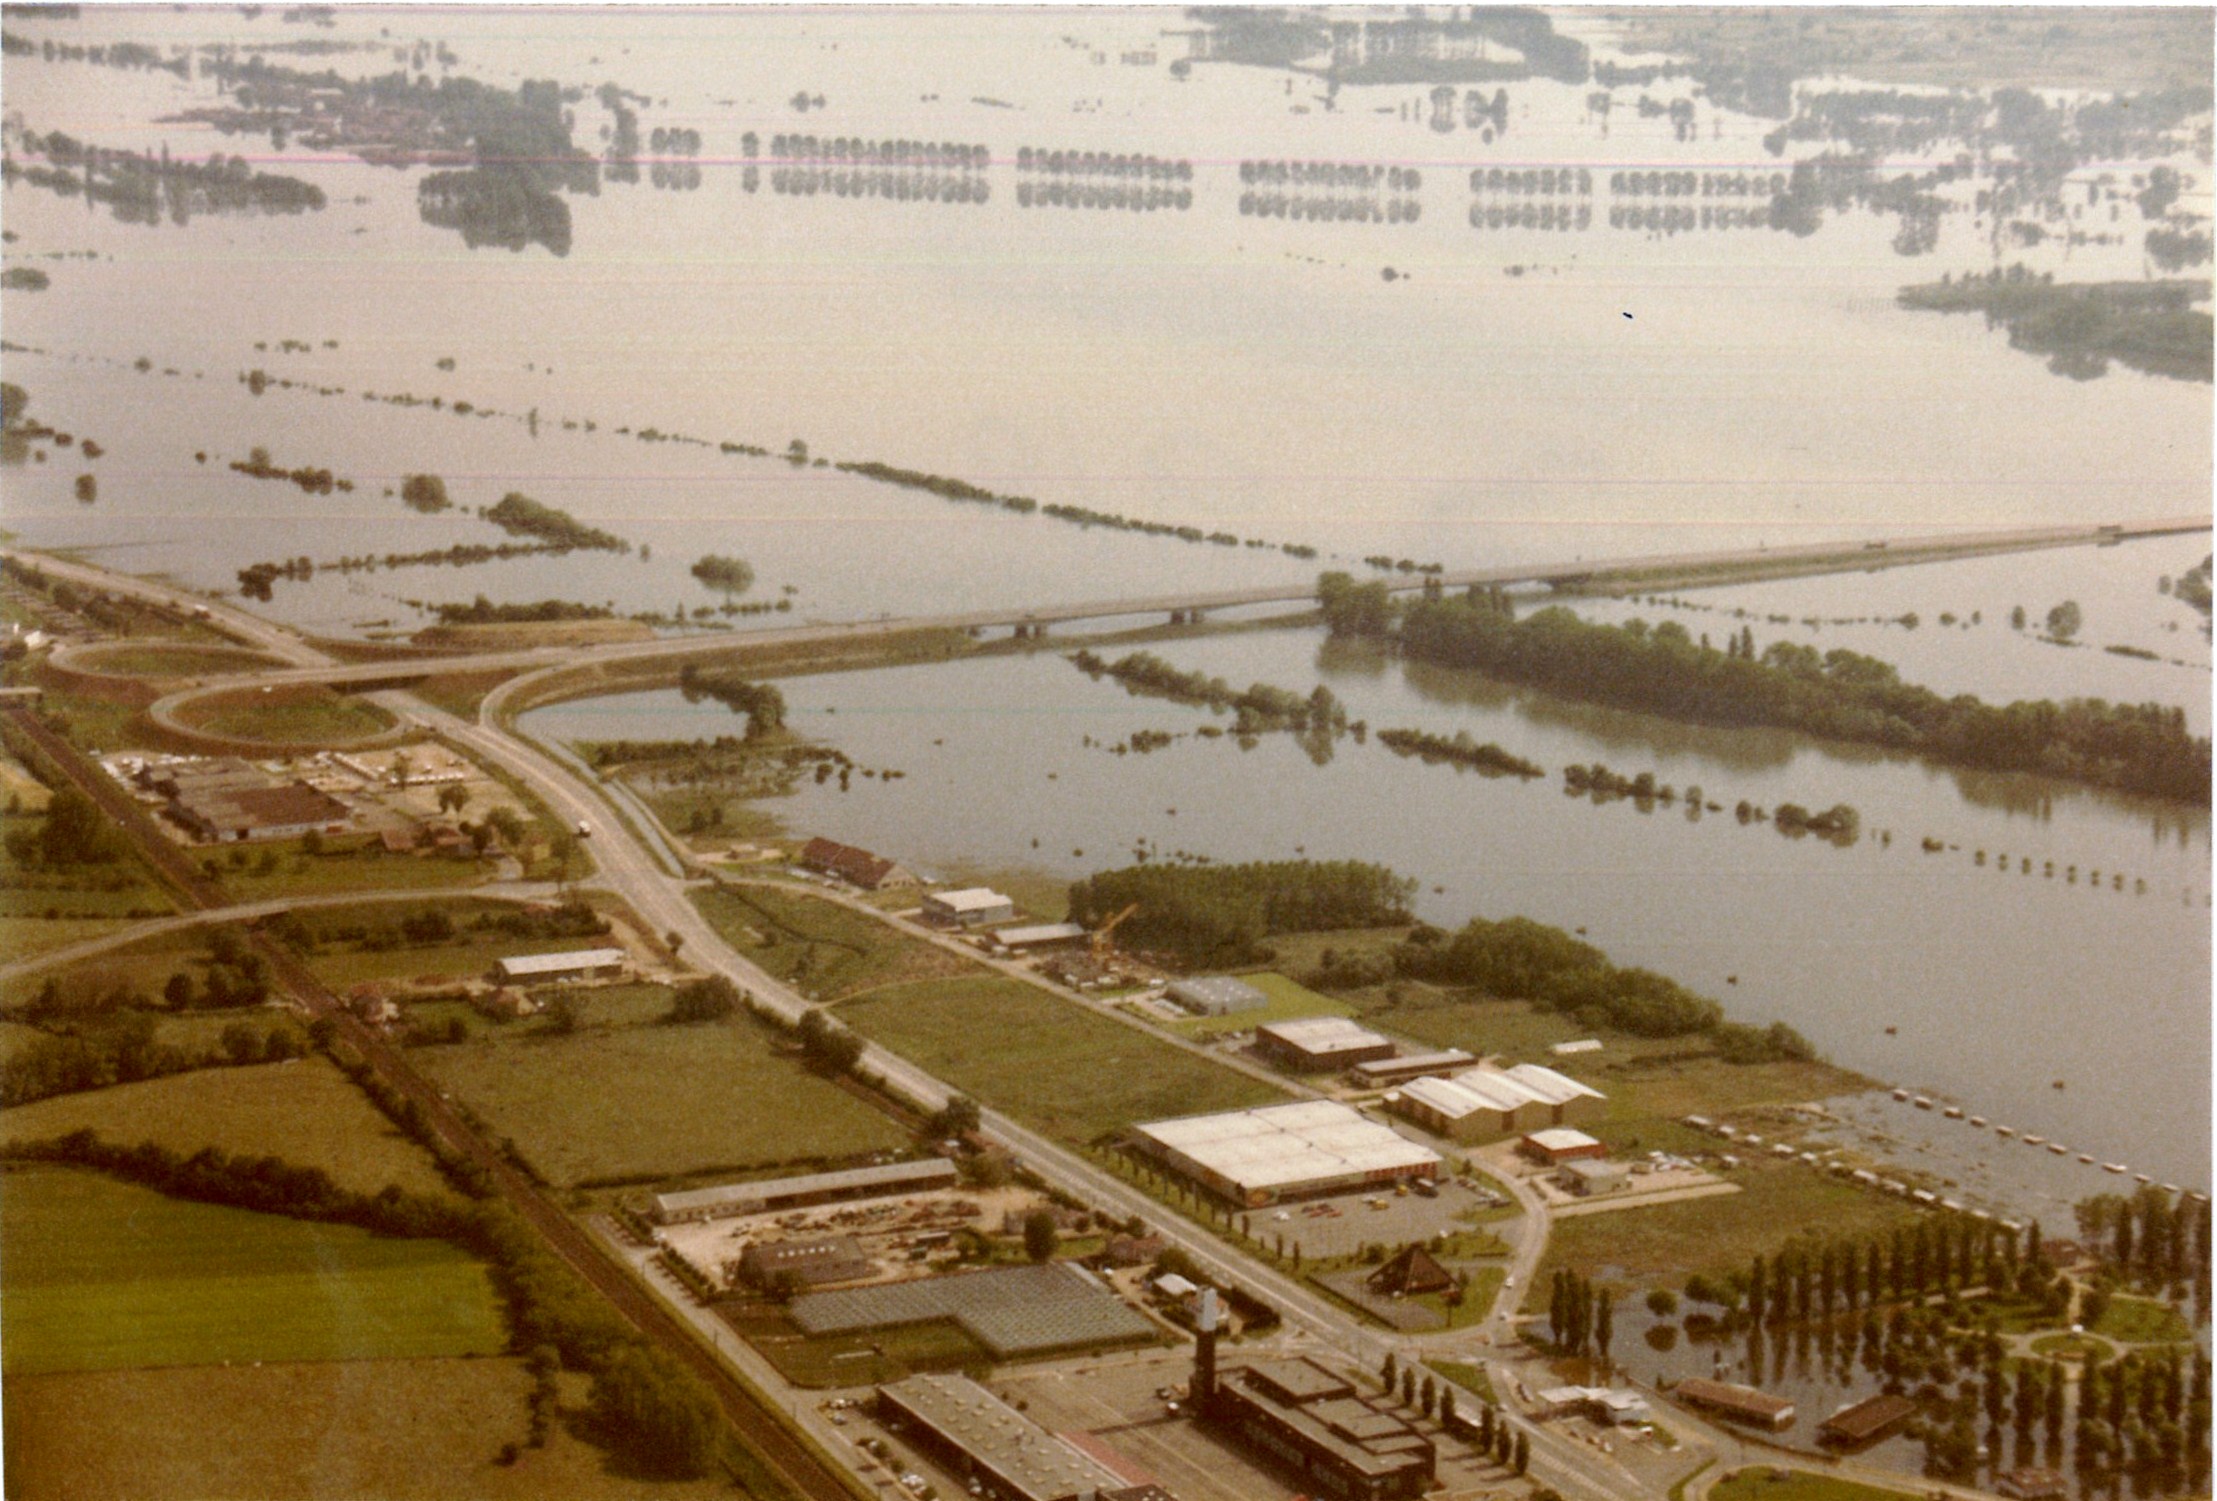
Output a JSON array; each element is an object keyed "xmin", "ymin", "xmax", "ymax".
[
  {"xmin": 1129, "ymin": 1101, "xmax": 1439, "ymax": 1208},
  {"xmin": 495, "ymin": 948, "xmax": 628, "ymax": 984},
  {"xmin": 798, "ymin": 836, "xmax": 917, "ymax": 890},
  {"xmin": 1253, "ymin": 1017, "xmax": 1397, "ymax": 1073},
  {"xmin": 923, "ymin": 887, "xmax": 1016, "ymax": 927}
]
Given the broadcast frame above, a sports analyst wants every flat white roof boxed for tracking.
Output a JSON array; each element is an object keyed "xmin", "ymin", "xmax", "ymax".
[
  {"xmin": 1258, "ymin": 1016, "xmax": 1391, "ymax": 1053},
  {"xmin": 994, "ymin": 923, "xmax": 1085, "ymax": 946},
  {"xmin": 1550, "ymin": 1039, "xmax": 1604, "ymax": 1055},
  {"xmin": 498, "ymin": 948, "xmax": 627, "ymax": 976},
  {"xmin": 928, "ymin": 887, "xmax": 1012, "ymax": 911},
  {"xmin": 1525, "ymin": 1127, "xmax": 1603, "ymax": 1153},
  {"xmin": 1133, "ymin": 1101, "xmax": 1439, "ymax": 1194}
]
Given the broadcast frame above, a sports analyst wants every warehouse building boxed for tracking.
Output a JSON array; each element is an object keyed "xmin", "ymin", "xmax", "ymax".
[
  {"xmin": 651, "ymin": 1158, "xmax": 958, "ymax": 1224},
  {"xmin": 1204, "ymin": 1358, "xmax": 1435, "ymax": 1501},
  {"xmin": 1129, "ymin": 1101, "xmax": 1440, "ymax": 1208},
  {"xmin": 1519, "ymin": 1127, "xmax": 1608, "ymax": 1166},
  {"xmin": 797, "ymin": 1262, "xmax": 1153, "ymax": 1360},
  {"xmin": 1560, "ymin": 1159, "xmax": 1630, "ymax": 1197},
  {"xmin": 875, "ymin": 1374, "xmax": 1132, "ymax": 1501},
  {"xmin": 1494, "ymin": 1062, "xmax": 1606, "ymax": 1127},
  {"xmin": 1165, "ymin": 976, "xmax": 1268, "ymax": 1016},
  {"xmin": 1389, "ymin": 1071, "xmax": 1541, "ymax": 1142},
  {"xmin": 1253, "ymin": 1017, "xmax": 1397, "ymax": 1073},
  {"xmin": 992, "ymin": 923, "xmax": 1087, "ymax": 953},
  {"xmin": 923, "ymin": 887, "xmax": 1016, "ymax": 928},
  {"xmin": 798, "ymin": 836, "xmax": 918, "ymax": 891},
  {"xmin": 1670, "ymin": 1378, "xmax": 1795, "ymax": 1431},
  {"xmin": 1350, "ymin": 1049, "xmax": 1476, "ymax": 1088},
  {"xmin": 737, "ymin": 1236, "xmax": 873, "ymax": 1289},
  {"xmin": 495, "ymin": 948, "xmax": 629, "ymax": 984}
]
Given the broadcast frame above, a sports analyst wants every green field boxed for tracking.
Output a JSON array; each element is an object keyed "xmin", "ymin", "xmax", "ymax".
[
  {"xmin": 0, "ymin": 1057, "xmax": 455, "ymax": 1199},
  {"xmin": 413, "ymin": 1003, "xmax": 907, "ymax": 1188},
  {"xmin": 1707, "ymin": 1470, "xmax": 1923, "ymax": 1501},
  {"xmin": 691, "ymin": 882, "xmax": 975, "ymax": 1000},
  {"xmin": 2092, "ymin": 1295, "xmax": 2191, "ymax": 1344},
  {"xmin": 0, "ymin": 914, "xmax": 139, "ymax": 961},
  {"xmin": 838, "ymin": 975, "xmax": 1287, "ymax": 1144},
  {"xmin": 1, "ymin": 1166, "xmax": 504, "ymax": 1374},
  {"xmin": 74, "ymin": 644, "xmax": 284, "ymax": 678},
  {"xmin": 175, "ymin": 685, "xmax": 397, "ymax": 745},
  {"xmin": 2, "ymin": 1356, "xmax": 741, "ymax": 1501},
  {"xmin": 1169, "ymin": 969, "xmax": 1356, "ymax": 1038},
  {"xmin": 205, "ymin": 836, "xmax": 492, "ymax": 903}
]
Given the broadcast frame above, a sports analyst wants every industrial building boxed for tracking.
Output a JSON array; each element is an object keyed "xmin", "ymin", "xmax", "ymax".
[
  {"xmin": 798, "ymin": 837, "xmax": 917, "ymax": 891},
  {"xmin": 1253, "ymin": 1017, "xmax": 1397, "ymax": 1073},
  {"xmin": 1560, "ymin": 1159, "xmax": 1630, "ymax": 1197},
  {"xmin": 1129, "ymin": 1101, "xmax": 1440, "ymax": 1207},
  {"xmin": 795, "ymin": 1262, "xmax": 1153, "ymax": 1360},
  {"xmin": 495, "ymin": 948, "xmax": 629, "ymax": 984},
  {"xmin": 1203, "ymin": 1358, "xmax": 1436, "ymax": 1501},
  {"xmin": 1349, "ymin": 1049, "xmax": 1476, "ymax": 1087},
  {"xmin": 1386, "ymin": 1063, "xmax": 1604, "ymax": 1142},
  {"xmin": 992, "ymin": 923, "xmax": 1087, "ymax": 952},
  {"xmin": 737, "ymin": 1236, "xmax": 873, "ymax": 1288},
  {"xmin": 1519, "ymin": 1127, "xmax": 1608, "ymax": 1166},
  {"xmin": 1817, "ymin": 1393, "xmax": 1917, "ymax": 1447},
  {"xmin": 923, "ymin": 887, "xmax": 1016, "ymax": 927},
  {"xmin": 875, "ymin": 1374, "xmax": 1132, "ymax": 1501},
  {"xmin": 650, "ymin": 1158, "xmax": 959, "ymax": 1224},
  {"xmin": 1165, "ymin": 976, "xmax": 1268, "ymax": 1016},
  {"xmin": 1669, "ymin": 1378, "xmax": 1795, "ymax": 1431},
  {"xmin": 1532, "ymin": 1387, "xmax": 1653, "ymax": 1426},
  {"xmin": 142, "ymin": 756, "xmax": 357, "ymax": 843}
]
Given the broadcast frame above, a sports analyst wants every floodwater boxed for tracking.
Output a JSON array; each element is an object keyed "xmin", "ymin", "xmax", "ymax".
[
  {"xmin": 7, "ymin": 10, "xmax": 2210, "ymax": 1189},
  {"xmin": 524, "ymin": 608, "xmax": 2212, "ymax": 1191}
]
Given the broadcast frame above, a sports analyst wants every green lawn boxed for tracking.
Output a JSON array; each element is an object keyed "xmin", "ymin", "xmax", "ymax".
[
  {"xmin": 1707, "ymin": 1470, "xmax": 1924, "ymax": 1501},
  {"xmin": 1, "ymin": 1166, "xmax": 503, "ymax": 1374},
  {"xmin": 690, "ymin": 882, "xmax": 975, "ymax": 1001},
  {"xmin": 0, "ymin": 1057, "xmax": 455, "ymax": 1199},
  {"xmin": 1532, "ymin": 1157, "xmax": 1912, "ymax": 1303},
  {"xmin": 2092, "ymin": 1295, "xmax": 2191, "ymax": 1344},
  {"xmin": 413, "ymin": 1003, "xmax": 907, "ymax": 1189},
  {"xmin": 74, "ymin": 645, "xmax": 283, "ymax": 678},
  {"xmin": 3, "ymin": 1355, "xmax": 744, "ymax": 1501},
  {"xmin": 174, "ymin": 685, "xmax": 396, "ymax": 746},
  {"xmin": 1170, "ymin": 970, "xmax": 1355, "ymax": 1038},
  {"xmin": 0, "ymin": 915, "xmax": 141, "ymax": 961},
  {"xmin": 837, "ymin": 975, "xmax": 1287, "ymax": 1145},
  {"xmin": 204, "ymin": 838, "xmax": 491, "ymax": 904},
  {"xmin": 1426, "ymin": 1358, "xmax": 1497, "ymax": 1405}
]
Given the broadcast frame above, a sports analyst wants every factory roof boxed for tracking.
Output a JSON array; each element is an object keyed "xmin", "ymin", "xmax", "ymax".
[
  {"xmin": 1498, "ymin": 1061, "xmax": 1607, "ymax": 1106},
  {"xmin": 1523, "ymin": 1127, "xmax": 1603, "ymax": 1154},
  {"xmin": 1818, "ymin": 1393, "xmax": 1917, "ymax": 1443},
  {"xmin": 798, "ymin": 1263, "xmax": 1153, "ymax": 1358},
  {"xmin": 653, "ymin": 1157, "xmax": 956, "ymax": 1218},
  {"xmin": 995, "ymin": 923, "xmax": 1087, "ymax": 948},
  {"xmin": 928, "ymin": 887, "xmax": 1012, "ymax": 912},
  {"xmin": 1165, "ymin": 976, "xmax": 1267, "ymax": 1012},
  {"xmin": 1256, "ymin": 1016, "xmax": 1392, "ymax": 1054},
  {"xmin": 1132, "ymin": 1101, "xmax": 1438, "ymax": 1192},
  {"xmin": 1352, "ymin": 1048, "xmax": 1476, "ymax": 1082},
  {"xmin": 497, "ymin": 948, "xmax": 627, "ymax": 977},
  {"xmin": 877, "ymin": 1374, "xmax": 1125, "ymax": 1501},
  {"xmin": 1673, "ymin": 1378, "xmax": 1796, "ymax": 1423}
]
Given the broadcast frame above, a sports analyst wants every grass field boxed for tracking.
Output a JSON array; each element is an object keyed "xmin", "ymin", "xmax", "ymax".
[
  {"xmin": 1426, "ymin": 1358, "xmax": 1497, "ymax": 1405},
  {"xmin": 2092, "ymin": 1295, "xmax": 2191, "ymax": 1344},
  {"xmin": 1, "ymin": 1165, "xmax": 504, "ymax": 1374},
  {"xmin": 0, "ymin": 1057, "xmax": 455, "ymax": 1199},
  {"xmin": 1530, "ymin": 1156, "xmax": 1914, "ymax": 1303},
  {"xmin": 2, "ymin": 1356, "xmax": 741, "ymax": 1501},
  {"xmin": 201, "ymin": 836, "xmax": 492, "ymax": 903},
  {"xmin": 405, "ymin": 669, "xmax": 522, "ymax": 721},
  {"xmin": 74, "ymin": 644, "xmax": 284, "ymax": 678},
  {"xmin": 837, "ymin": 975, "xmax": 1287, "ymax": 1145},
  {"xmin": 0, "ymin": 914, "xmax": 139, "ymax": 960},
  {"xmin": 1170, "ymin": 970, "xmax": 1354, "ymax": 1038},
  {"xmin": 413, "ymin": 1004, "xmax": 907, "ymax": 1188},
  {"xmin": 1706, "ymin": 1470, "xmax": 1923, "ymax": 1501},
  {"xmin": 175, "ymin": 685, "xmax": 396, "ymax": 745},
  {"xmin": 691, "ymin": 882, "xmax": 975, "ymax": 1001}
]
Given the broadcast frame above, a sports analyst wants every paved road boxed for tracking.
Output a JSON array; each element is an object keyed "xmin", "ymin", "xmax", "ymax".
[
  {"xmin": 0, "ymin": 883, "xmax": 560, "ymax": 983},
  {"xmin": 22, "ymin": 513, "xmax": 2203, "ymax": 719}
]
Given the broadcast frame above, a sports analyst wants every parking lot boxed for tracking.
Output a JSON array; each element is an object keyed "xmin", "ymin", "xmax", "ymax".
[{"xmin": 1237, "ymin": 1173, "xmax": 1514, "ymax": 1262}]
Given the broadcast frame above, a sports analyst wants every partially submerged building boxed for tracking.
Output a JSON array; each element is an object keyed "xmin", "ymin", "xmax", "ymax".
[{"xmin": 1669, "ymin": 1378, "xmax": 1795, "ymax": 1431}]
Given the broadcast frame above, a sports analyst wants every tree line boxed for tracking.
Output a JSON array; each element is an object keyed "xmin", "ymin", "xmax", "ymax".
[
  {"xmin": 1067, "ymin": 859, "xmax": 1416, "ymax": 968},
  {"xmin": 1069, "ymin": 650, "xmax": 1349, "ymax": 737},
  {"xmin": 482, "ymin": 492, "xmax": 630, "ymax": 552},
  {"xmin": 676, "ymin": 665, "xmax": 787, "ymax": 741},
  {"xmin": 1321, "ymin": 574, "xmax": 2209, "ymax": 806}
]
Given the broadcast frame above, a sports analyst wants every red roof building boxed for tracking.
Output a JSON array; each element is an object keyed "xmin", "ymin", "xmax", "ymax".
[{"xmin": 798, "ymin": 836, "xmax": 917, "ymax": 890}]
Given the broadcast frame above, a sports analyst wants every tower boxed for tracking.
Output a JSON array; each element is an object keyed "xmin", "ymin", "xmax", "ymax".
[{"xmin": 1194, "ymin": 1287, "xmax": 1219, "ymax": 1404}]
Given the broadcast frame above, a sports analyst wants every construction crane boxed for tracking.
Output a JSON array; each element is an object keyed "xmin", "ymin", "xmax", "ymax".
[{"xmin": 1090, "ymin": 902, "xmax": 1139, "ymax": 961}]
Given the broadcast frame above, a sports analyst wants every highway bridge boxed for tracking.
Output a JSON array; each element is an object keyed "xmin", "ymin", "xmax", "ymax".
[{"xmin": 18, "ymin": 515, "xmax": 2206, "ymax": 720}]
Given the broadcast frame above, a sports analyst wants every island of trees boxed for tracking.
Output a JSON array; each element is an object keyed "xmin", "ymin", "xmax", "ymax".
[
  {"xmin": 483, "ymin": 492, "xmax": 629, "ymax": 552},
  {"xmin": 689, "ymin": 555, "xmax": 754, "ymax": 594},
  {"xmin": 1069, "ymin": 650, "xmax": 1348, "ymax": 736},
  {"xmin": 1898, "ymin": 270, "xmax": 2213, "ymax": 384},
  {"xmin": 1318, "ymin": 573, "xmax": 2209, "ymax": 806}
]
